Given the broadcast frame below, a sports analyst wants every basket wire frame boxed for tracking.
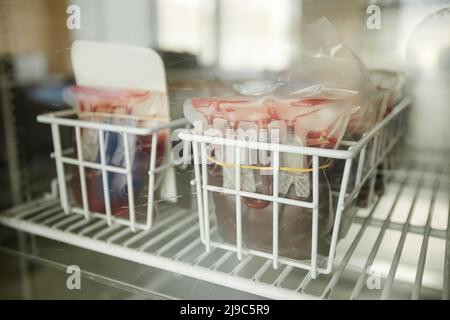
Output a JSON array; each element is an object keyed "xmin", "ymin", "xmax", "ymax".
[
  {"xmin": 38, "ymin": 109, "xmax": 188, "ymax": 232},
  {"xmin": 180, "ymin": 97, "xmax": 411, "ymax": 279}
]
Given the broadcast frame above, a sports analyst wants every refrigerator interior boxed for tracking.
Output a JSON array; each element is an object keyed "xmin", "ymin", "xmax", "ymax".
[{"xmin": 0, "ymin": 0, "xmax": 449, "ymax": 300}]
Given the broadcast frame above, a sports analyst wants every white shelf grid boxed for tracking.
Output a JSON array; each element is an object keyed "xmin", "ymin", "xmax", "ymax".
[
  {"xmin": 311, "ymin": 162, "xmax": 449, "ymax": 300},
  {"xmin": 0, "ymin": 160, "xmax": 448, "ymax": 300},
  {"xmin": 0, "ymin": 199, "xmax": 315, "ymax": 299},
  {"xmin": 179, "ymin": 97, "xmax": 412, "ymax": 279},
  {"xmin": 37, "ymin": 109, "xmax": 189, "ymax": 232}
]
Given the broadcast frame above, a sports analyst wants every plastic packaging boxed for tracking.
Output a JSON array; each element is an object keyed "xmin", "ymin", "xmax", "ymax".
[
  {"xmin": 183, "ymin": 18, "xmax": 380, "ymax": 261},
  {"xmin": 186, "ymin": 94, "xmax": 352, "ymax": 260},
  {"xmin": 293, "ymin": 18, "xmax": 377, "ymax": 241},
  {"xmin": 310, "ymin": 17, "xmax": 377, "ymax": 196},
  {"xmin": 66, "ymin": 86, "xmax": 169, "ymax": 221},
  {"xmin": 290, "ymin": 18, "xmax": 376, "ymax": 140}
]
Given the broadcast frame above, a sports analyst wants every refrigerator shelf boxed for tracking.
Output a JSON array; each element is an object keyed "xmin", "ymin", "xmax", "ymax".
[
  {"xmin": 1, "ymin": 159, "xmax": 448, "ymax": 299},
  {"xmin": 37, "ymin": 109, "xmax": 189, "ymax": 232}
]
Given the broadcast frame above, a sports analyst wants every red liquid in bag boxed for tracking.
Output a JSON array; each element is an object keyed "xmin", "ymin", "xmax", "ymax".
[
  {"xmin": 72, "ymin": 131, "xmax": 166, "ymax": 220},
  {"xmin": 189, "ymin": 96, "xmax": 349, "ymax": 260},
  {"xmin": 210, "ymin": 149, "xmax": 335, "ymax": 260}
]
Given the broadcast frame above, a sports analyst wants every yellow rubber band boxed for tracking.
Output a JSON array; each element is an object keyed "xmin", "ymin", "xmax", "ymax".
[{"xmin": 206, "ymin": 155, "xmax": 331, "ymax": 173}]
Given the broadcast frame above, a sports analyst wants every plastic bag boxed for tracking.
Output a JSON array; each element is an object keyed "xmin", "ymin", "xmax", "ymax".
[
  {"xmin": 288, "ymin": 17, "xmax": 376, "ymax": 140},
  {"xmin": 186, "ymin": 94, "xmax": 352, "ymax": 260},
  {"xmin": 182, "ymin": 18, "xmax": 379, "ymax": 261},
  {"xmin": 356, "ymin": 70, "xmax": 406, "ymax": 207},
  {"xmin": 66, "ymin": 86, "xmax": 169, "ymax": 221},
  {"xmin": 370, "ymin": 70, "xmax": 405, "ymax": 117}
]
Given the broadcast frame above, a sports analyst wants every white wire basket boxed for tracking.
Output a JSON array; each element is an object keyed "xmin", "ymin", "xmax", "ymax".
[
  {"xmin": 179, "ymin": 97, "xmax": 412, "ymax": 279},
  {"xmin": 37, "ymin": 109, "xmax": 188, "ymax": 232}
]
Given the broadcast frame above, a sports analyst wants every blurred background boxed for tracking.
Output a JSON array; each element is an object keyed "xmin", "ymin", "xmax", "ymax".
[{"xmin": 0, "ymin": 0, "xmax": 449, "ymax": 299}]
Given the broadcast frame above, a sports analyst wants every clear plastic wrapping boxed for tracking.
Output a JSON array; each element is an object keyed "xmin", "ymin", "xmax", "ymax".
[
  {"xmin": 183, "ymin": 18, "xmax": 376, "ymax": 260},
  {"xmin": 66, "ymin": 86, "xmax": 169, "ymax": 222}
]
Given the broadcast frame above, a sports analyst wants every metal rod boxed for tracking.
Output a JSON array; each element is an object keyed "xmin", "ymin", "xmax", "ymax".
[
  {"xmin": 16, "ymin": 231, "xmax": 32, "ymax": 299},
  {"xmin": 123, "ymin": 209, "xmax": 188, "ymax": 247},
  {"xmin": 355, "ymin": 146, "xmax": 367, "ymax": 187},
  {"xmin": 273, "ymin": 265, "xmax": 293, "ymax": 287},
  {"xmin": 321, "ymin": 197, "xmax": 382, "ymax": 299},
  {"xmin": 75, "ymin": 126, "xmax": 90, "ymax": 220},
  {"xmin": 235, "ymin": 144, "xmax": 243, "ymax": 260},
  {"xmin": 180, "ymin": 123, "xmax": 192, "ymax": 171},
  {"xmin": 155, "ymin": 224, "xmax": 199, "ymax": 256},
  {"xmin": 211, "ymin": 241, "xmax": 328, "ymax": 273},
  {"xmin": 411, "ymin": 178, "xmax": 440, "ymax": 300},
  {"xmin": 200, "ymin": 142, "xmax": 210, "ymax": 251},
  {"xmin": 41, "ymin": 213, "xmax": 68, "ymax": 226},
  {"xmin": 0, "ymin": 245, "xmax": 176, "ymax": 300},
  {"xmin": 13, "ymin": 200, "xmax": 60, "ymax": 220},
  {"xmin": 211, "ymin": 251, "xmax": 234, "ymax": 271},
  {"xmin": 296, "ymin": 272, "xmax": 312, "ymax": 293},
  {"xmin": 78, "ymin": 219, "xmax": 107, "ymax": 236},
  {"xmin": 38, "ymin": 111, "xmax": 188, "ymax": 136},
  {"xmin": 180, "ymin": 132, "xmax": 354, "ymax": 159},
  {"xmin": 326, "ymin": 158, "xmax": 353, "ymax": 272},
  {"xmin": 252, "ymin": 260, "xmax": 272, "ymax": 281},
  {"xmin": 367, "ymin": 135, "xmax": 379, "ymax": 206},
  {"xmin": 122, "ymin": 132, "xmax": 136, "ymax": 232},
  {"xmin": 70, "ymin": 207, "xmax": 149, "ymax": 230},
  {"xmin": 178, "ymin": 98, "xmax": 412, "ymax": 159},
  {"xmin": 0, "ymin": 206, "xmax": 318, "ymax": 299},
  {"xmin": 230, "ymin": 255, "xmax": 253, "ymax": 275},
  {"xmin": 352, "ymin": 217, "xmax": 447, "ymax": 239},
  {"xmin": 59, "ymin": 156, "xmax": 128, "ymax": 174},
  {"xmin": 27, "ymin": 206, "xmax": 62, "ymax": 223},
  {"xmin": 51, "ymin": 124, "xmax": 69, "ymax": 213},
  {"xmin": 0, "ymin": 69, "xmax": 23, "ymax": 205},
  {"xmin": 350, "ymin": 175, "xmax": 409, "ymax": 299},
  {"xmin": 192, "ymin": 140, "xmax": 205, "ymax": 242},
  {"xmin": 92, "ymin": 224, "xmax": 122, "ymax": 240},
  {"xmin": 443, "ymin": 194, "xmax": 450, "ymax": 300},
  {"xmin": 272, "ymin": 148, "xmax": 280, "ymax": 269},
  {"xmin": 106, "ymin": 227, "xmax": 132, "ymax": 244},
  {"xmin": 51, "ymin": 215, "xmax": 83, "ymax": 229},
  {"xmin": 344, "ymin": 132, "xmax": 404, "ymax": 207},
  {"xmin": 147, "ymin": 133, "xmax": 158, "ymax": 229},
  {"xmin": 311, "ymin": 156, "xmax": 319, "ymax": 278},
  {"xmin": 98, "ymin": 129, "xmax": 112, "ymax": 225},
  {"xmin": 138, "ymin": 215, "xmax": 197, "ymax": 252}
]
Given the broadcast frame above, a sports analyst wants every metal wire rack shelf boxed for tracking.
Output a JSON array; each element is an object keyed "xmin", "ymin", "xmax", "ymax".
[{"xmin": 37, "ymin": 109, "xmax": 189, "ymax": 232}]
